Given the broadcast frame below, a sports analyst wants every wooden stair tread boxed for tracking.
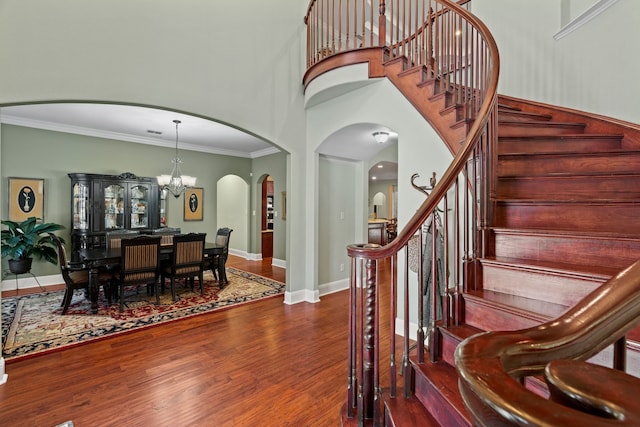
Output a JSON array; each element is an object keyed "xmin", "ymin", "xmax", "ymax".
[
  {"xmin": 498, "ymin": 110, "xmax": 552, "ymax": 122},
  {"xmin": 481, "ymin": 255, "xmax": 618, "ymax": 279},
  {"xmin": 499, "ymin": 133, "xmax": 624, "ymax": 142},
  {"xmin": 383, "ymin": 394, "xmax": 442, "ymax": 426},
  {"xmin": 498, "ymin": 171, "xmax": 640, "ymax": 178},
  {"xmin": 465, "ymin": 289, "xmax": 569, "ymax": 319},
  {"xmin": 491, "ymin": 226, "xmax": 640, "ymax": 240},
  {"xmin": 439, "ymin": 324, "xmax": 483, "ymax": 343},
  {"xmin": 495, "ymin": 198, "xmax": 640, "ymax": 205},
  {"xmin": 499, "ymin": 147, "xmax": 640, "ymax": 157}
]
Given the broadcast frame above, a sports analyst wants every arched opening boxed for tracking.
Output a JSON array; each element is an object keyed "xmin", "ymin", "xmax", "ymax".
[
  {"xmin": 216, "ymin": 174, "xmax": 249, "ymax": 254},
  {"xmin": 259, "ymin": 174, "xmax": 275, "ymax": 259}
]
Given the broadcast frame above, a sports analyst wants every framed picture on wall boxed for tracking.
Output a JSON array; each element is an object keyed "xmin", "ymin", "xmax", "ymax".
[
  {"xmin": 8, "ymin": 177, "xmax": 45, "ymax": 222},
  {"xmin": 184, "ymin": 187, "xmax": 204, "ymax": 221}
]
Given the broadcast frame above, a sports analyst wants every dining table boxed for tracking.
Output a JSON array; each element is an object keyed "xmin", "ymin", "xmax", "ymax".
[{"xmin": 76, "ymin": 242, "xmax": 226, "ymax": 313}]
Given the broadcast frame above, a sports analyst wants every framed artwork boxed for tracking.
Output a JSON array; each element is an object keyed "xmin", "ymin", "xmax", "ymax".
[
  {"xmin": 184, "ymin": 187, "xmax": 204, "ymax": 221},
  {"xmin": 8, "ymin": 177, "xmax": 45, "ymax": 222}
]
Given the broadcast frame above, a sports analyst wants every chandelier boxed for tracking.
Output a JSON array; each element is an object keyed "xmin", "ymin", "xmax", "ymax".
[{"xmin": 157, "ymin": 119, "xmax": 196, "ymax": 198}]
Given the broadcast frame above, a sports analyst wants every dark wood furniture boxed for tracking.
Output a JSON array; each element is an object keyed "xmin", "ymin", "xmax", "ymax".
[
  {"xmin": 69, "ymin": 172, "xmax": 160, "ymax": 254},
  {"xmin": 78, "ymin": 241, "xmax": 227, "ymax": 313},
  {"xmin": 161, "ymin": 233, "xmax": 206, "ymax": 301},
  {"xmin": 50, "ymin": 233, "xmax": 112, "ymax": 314},
  {"xmin": 367, "ymin": 220, "xmax": 388, "ymax": 246},
  {"xmin": 205, "ymin": 228, "xmax": 233, "ymax": 287},
  {"xmin": 115, "ymin": 235, "xmax": 162, "ymax": 311}
]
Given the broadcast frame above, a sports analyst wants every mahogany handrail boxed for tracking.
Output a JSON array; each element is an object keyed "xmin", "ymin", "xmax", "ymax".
[{"xmin": 455, "ymin": 259, "xmax": 640, "ymax": 426}]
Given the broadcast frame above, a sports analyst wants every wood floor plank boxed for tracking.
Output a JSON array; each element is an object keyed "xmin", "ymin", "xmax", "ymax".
[{"xmin": 0, "ymin": 255, "xmax": 360, "ymax": 427}]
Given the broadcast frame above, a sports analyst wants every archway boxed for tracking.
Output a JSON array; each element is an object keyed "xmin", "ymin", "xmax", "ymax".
[{"xmin": 216, "ymin": 174, "xmax": 250, "ymax": 254}]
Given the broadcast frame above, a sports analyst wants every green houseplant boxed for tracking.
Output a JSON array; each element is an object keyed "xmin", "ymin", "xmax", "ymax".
[{"xmin": 1, "ymin": 217, "xmax": 64, "ymax": 274}]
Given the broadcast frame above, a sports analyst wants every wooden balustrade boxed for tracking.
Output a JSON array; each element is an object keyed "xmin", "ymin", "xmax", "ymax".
[
  {"xmin": 304, "ymin": 0, "xmax": 498, "ymax": 424},
  {"xmin": 305, "ymin": 0, "xmax": 640, "ymax": 425}
]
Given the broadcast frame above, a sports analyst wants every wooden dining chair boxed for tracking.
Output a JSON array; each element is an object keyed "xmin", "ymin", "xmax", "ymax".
[
  {"xmin": 50, "ymin": 233, "xmax": 112, "ymax": 314},
  {"xmin": 204, "ymin": 228, "xmax": 233, "ymax": 288},
  {"xmin": 106, "ymin": 229, "xmax": 140, "ymax": 250},
  {"xmin": 161, "ymin": 233, "xmax": 207, "ymax": 301},
  {"xmin": 115, "ymin": 235, "xmax": 161, "ymax": 311},
  {"xmin": 150, "ymin": 227, "xmax": 181, "ymax": 246}
]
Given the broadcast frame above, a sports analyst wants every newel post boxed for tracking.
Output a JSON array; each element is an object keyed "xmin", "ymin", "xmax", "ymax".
[
  {"xmin": 378, "ymin": 1, "xmax": 386, "ymax": 46},
  {"xmin": 345, "ymin": 243, "xmax": 382, "ymax": 425}
]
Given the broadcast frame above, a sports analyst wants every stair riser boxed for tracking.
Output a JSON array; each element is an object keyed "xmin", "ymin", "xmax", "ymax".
[
  {"xmin": 463, "ymin": 297, "xmax": 544, "ymax": 331},
  {"xmin": 494, "ymin": 203, "xmax": 640, "ymax": 234},
  {"xmin": 498, "ymin": 152, "xmax": 640, "ymax": 175},
  {"xmin": 414, "ymin": 369, "xmax": 470, "ymax": 426},
  {"xmin": 496, "ymin": 175, "xmax": 640, "ymax": 200},
  {"xmin": 441, "ymin": 332, "xmax": 461, "ymax": 367},
  {"xmin": 492, "ymin": 232, "xmax": 640, "ymax": 270},
  {"xmin": 499, "ymin": 137, "xmax": 622, "ymax": 154},
  {"xmin": 481, "ymin": 262, "xmax": 601, "ymax": 306},
  {"xmin": 497, "ymin": 111, "xmax": 551, "ymax": 123},
  {"xmin": 498, "ymin": 122, "xmax": 585, "ymax": 137}
]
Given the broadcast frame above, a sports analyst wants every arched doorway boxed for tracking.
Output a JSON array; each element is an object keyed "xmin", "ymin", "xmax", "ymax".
[{"xmin": 260, "ymin": 175, "xmax": 274, "ymax": 258}]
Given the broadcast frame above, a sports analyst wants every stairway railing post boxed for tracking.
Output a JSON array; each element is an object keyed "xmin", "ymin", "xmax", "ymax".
[{"xmin": 378, "ymin": 0, "xmax": 386, "ymax": 47}]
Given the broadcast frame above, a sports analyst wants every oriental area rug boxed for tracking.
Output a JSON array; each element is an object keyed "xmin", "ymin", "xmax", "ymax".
[{"xmin": 1, "ymin": 268, "xmax": 285, "ymax": 361}]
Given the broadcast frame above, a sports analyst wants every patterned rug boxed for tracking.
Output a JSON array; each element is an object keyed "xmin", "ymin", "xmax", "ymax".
[{"xmin": 1, "ymin": 267, "xmax": 285, "ymax": 361}]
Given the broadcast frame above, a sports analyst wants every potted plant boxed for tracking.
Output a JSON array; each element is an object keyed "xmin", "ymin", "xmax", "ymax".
[{"xmin": 1, "ymin": 217, "xmax": 65, "ymax": 274}]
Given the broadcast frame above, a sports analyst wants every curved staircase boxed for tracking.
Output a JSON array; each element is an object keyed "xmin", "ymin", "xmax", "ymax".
[{"xmin": 303, "ymin": 0, "xmax": 640, "ymax": 425}]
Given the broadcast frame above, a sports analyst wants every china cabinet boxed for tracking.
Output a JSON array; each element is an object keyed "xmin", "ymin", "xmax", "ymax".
[{"xmin": 68, "ymin": 172, "xmax": 160, "ymax": 252}]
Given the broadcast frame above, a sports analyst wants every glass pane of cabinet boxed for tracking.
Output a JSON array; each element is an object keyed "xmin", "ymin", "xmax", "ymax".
[
  {"xmin": 72, "ymin": 182, "xmax": 89, "ymax": 230},
  {"xmin": 104, "ymin": 184, "xmax": 125, "ymax": 230},
  {"xmin": 130, "ymin": 184, "xmax": 149, "ymax": 229}
]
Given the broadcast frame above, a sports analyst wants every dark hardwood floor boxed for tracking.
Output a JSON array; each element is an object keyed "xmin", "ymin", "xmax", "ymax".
[{"xmin": 0, "ymin": 255, "xmax": 381, "ymax": 427}]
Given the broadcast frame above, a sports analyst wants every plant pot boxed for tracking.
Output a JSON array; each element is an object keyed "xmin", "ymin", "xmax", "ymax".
[{"xmin": 8, "ymin": 258, "xmax": 33, "ymax": 274}]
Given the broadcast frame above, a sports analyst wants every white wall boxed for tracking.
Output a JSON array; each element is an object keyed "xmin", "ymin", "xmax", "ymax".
[
  {"xmin": 472, "ymin": 0, "xmax": 639, "ymax": 123},
  {"xmin": 307, "ymin": 73, "xmax": 452, "ymax": 315},
  {"xmin": 318, "ymin": 156, "xmax": 359, "ymax": 290}
]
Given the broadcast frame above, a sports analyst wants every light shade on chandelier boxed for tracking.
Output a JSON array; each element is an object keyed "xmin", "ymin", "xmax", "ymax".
[{"xmin": 157, "ymin": 119, "xmax": 196, "ymax": 198}]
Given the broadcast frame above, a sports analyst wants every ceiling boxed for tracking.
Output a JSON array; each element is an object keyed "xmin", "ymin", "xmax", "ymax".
[
  {"xmin": 0, "ymin": 103, "xmax": 398, "ymax": 180},
  {"xmin": 0, "ymin": 103, "xmax": 279, "ymax": 159}
]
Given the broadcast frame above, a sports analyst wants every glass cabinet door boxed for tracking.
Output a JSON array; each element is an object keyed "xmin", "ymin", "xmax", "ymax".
[
  {"xmin": 104, "ymin": 184, "xmax": 125, "ymax": 230},
  {"xmin": 129, "ymin": 184, "xmax": 149, "ymax": 229},
  {"xmin": 72, "ymin": 182, "xmax": 89, "ymax": 230}
]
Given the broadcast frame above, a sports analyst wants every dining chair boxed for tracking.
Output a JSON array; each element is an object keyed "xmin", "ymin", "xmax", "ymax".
[
  {"xmin": 150, "ymin": 227, "xmax": 181, "ymax": 246},
  {"xmin": 51, "ymin": 233, "xmax": 112, "ymax": 314},
  {"xmin": 161, "ymin": 233, "xmax": 206, "ymax": 301},
  {"xmin": 106, "ymin": 229, "xmax": 140, "ymax": 250},
  {"xmin": 204, "ymin": 227, "xmax": 233, "ymax": 288},
  {"xmin": 115, "ymin": 235, "xmax": 161, "ymax": 311}
]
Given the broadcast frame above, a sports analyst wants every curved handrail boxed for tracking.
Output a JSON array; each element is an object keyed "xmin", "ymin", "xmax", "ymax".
[
  {"xmin": 455, "ymin": 258, "xmax": 640, "ymax": 426},
  {"xmin": 329, "ymin": 0, "xmax": 501, "ymax": 423},
  {"xmin": 348, "ymin": 0, "xmax": 500, "ymax": 260}
]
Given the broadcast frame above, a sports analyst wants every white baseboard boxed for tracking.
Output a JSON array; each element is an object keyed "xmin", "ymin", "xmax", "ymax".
[
  {"xmin": 271, "ymin": 258, "xmax": 286, "ymax": 269},
  {"xmin": 0, "ymin": 357, "xmax": 7, "ymax": 385},
  {"xmin": 395, "ymin": 318, "xmax": 420, "ymax": 339},
  {"xmin": 284, "ymin": 289, "xmax": 319, "ymax": 304},
  {"xmin": 1, "ymin": 274, "xmax": 63, "ymax": 292},
  {"xmin": 319, "ymin": 278, "xmax": 349, "ymax": 296}
]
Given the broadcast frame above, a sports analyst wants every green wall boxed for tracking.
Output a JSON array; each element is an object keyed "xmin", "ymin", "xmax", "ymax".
[
  {"xmin": 250, "ymin": 151, "xmax": 287, "ymax": 261},
  {"xmin": 0, "ymin": 124, "xmax": 253, "ymax": 278}
]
